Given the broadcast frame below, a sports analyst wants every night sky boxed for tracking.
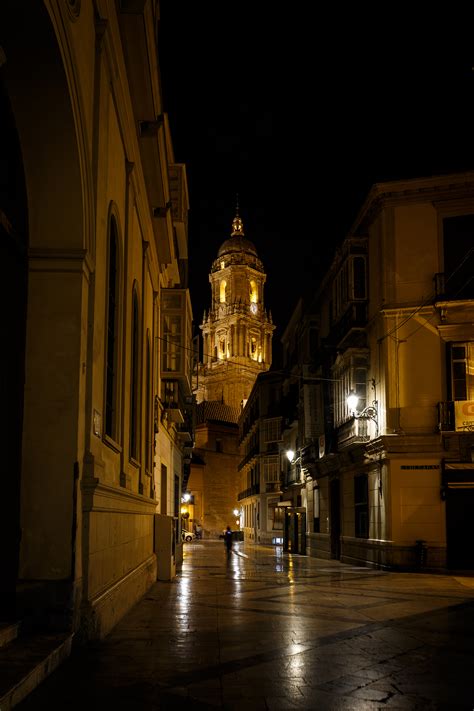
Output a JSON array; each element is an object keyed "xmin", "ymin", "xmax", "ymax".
[{"xmin": 158, "ymin": 4, "xmax": 474, "ymax": 348}]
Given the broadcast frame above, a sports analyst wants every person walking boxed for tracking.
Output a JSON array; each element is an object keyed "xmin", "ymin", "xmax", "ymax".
[{"xmin": 224, "ymin": 525, "xmax": 233, "ymax": 554}]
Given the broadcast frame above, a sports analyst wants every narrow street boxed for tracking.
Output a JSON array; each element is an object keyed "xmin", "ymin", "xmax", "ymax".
[{"xmin": 18, "ymin": 541, "xmax": 474, "ymax": 710}]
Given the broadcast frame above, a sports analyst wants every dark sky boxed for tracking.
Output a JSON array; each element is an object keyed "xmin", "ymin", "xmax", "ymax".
[{"xmin": 158, "ymin": 4, "xmax": 474, "ymax": 345}]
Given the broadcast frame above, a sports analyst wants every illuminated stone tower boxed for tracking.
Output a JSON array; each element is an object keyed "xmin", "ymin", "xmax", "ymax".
[{"xmin": 198, "ymin": 209, "xmax": 275, "ymax": 410}]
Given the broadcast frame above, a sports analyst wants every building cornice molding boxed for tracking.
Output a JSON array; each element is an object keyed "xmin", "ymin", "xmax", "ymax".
[{"xmin": 352, "ymin": 172, "xmax": 474, "ymax": 235}]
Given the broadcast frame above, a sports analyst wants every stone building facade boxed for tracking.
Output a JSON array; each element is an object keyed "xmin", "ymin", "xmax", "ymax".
[
  {"xmin": 0, "ymin": 0, "xmax": 192, "ymax": 663},
  {"xmin": 280, "ymin": 172, "xmax": 474, "ymax": 571}
]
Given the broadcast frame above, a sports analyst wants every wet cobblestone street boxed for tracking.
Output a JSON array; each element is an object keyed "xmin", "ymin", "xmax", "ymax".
[{"xmin": 18, "ymin": 541, "xmax": 474, "ymax": 709}]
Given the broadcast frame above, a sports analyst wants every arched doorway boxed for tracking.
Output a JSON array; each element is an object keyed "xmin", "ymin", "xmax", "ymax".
[
  {"xmin": 0, "ymin": 3, "xmax": 87, "ymax": 630},
  {"xmin": 0, "ymin": 75, "xmax": 28, "ymax": 621}
]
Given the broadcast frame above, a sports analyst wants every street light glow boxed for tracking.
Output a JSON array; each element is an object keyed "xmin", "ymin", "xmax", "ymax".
[{"xmin": 347, "ymin": 391, "xmax": 359, "ymax": 412}]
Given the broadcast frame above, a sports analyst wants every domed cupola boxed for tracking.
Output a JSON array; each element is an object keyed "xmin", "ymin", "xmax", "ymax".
[{"xmin": 217, "ymin": 213, "xmax": 258, "ymax": 258}]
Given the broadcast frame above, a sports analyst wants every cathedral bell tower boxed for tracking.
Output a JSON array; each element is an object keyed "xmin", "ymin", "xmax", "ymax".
[{"xmin": 198, "ymin": 209, "xmax": 275, "ymax": 410}]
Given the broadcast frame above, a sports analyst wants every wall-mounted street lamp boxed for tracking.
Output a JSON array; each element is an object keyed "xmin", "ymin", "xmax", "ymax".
[
  {"xmin": 181, "ymin": 492, "xmax": 191, "ymax": 503},
  {"xmin": 347, "ymin": 389, "xmax": 379, "ymax": 437},
  {"xmin": 286, "ymin": 450, "xmax": 295, "ymax": 463}
]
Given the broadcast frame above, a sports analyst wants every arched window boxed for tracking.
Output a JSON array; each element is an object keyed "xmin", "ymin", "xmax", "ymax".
[
  {"xmin": 220, "ymin": 279, "xmax": 227, "ymax": 303},
  {"xmin": 249, "ymin": 280, "xmax": 258, "ymax": 303},
  {"xmin": 250, "ymin": 336, "xmax": 258, "ymax": 360},
  {"xmin": 145, "ymin": 333, "xmax": 152, "ymax": 473},
  {"xmin": 130, "ymin": 286, "xmax": 140, "ymax": 460},
  {"xmin": 105, "ymin": 217, "xmax": 119, "ymax": 438}
]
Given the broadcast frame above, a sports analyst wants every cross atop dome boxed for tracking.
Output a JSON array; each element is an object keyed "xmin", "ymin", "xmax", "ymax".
[{"xmin": 231, "ymin": 194, "xmax": 244, "ymax": 236}]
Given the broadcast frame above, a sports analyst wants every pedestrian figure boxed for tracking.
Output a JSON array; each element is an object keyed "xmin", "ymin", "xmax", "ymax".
[
  {"xmin": 195, "ymin": 522, "xmax": 202, "ymax": 540},
  {"xmin": 224, "ymin": 525, "xmax": 233, "ymax": 554}
]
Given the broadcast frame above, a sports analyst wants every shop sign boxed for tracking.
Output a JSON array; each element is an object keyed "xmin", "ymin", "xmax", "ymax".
[{"xmin": 454, "ymin": 401, "xmax": 474, "ymax": 431}]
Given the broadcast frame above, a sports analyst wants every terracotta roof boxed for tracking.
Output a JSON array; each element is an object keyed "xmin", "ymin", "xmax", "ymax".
[{"xmin": 196, "ymin": 400, "xmax": 240, "ymax": 425}]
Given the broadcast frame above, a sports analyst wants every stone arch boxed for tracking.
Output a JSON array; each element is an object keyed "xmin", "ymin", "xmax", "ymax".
[
  {"xmin": 220, "ymin": 279, "xmax": 227, "ymax": 303},
  {"xmin": 1, "ymin": 4, "xmax": 88, "ymax": 253},
  {"xmin": 104, "ymin": 206, "xmax": 124, "ymax": 442},
  {"xmin": 0, "ymin": 63, "xmax": 29, "ymax": 621},
  {"xmin": 249, "ymin": 279, "xmax": 258, "ymax": 304},
  {"xmin": 0, "ymin": 3, "xmax": 90, "ymax": 626}
]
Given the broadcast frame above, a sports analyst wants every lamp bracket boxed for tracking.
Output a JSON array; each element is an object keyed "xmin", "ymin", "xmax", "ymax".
[{"xmin": 354, "ymin": 400, "xmax": 379, "ymax": 436}]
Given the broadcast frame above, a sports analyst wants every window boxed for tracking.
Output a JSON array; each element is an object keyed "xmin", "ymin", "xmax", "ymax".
[
  {"xmin": 450, "ymin": 343, "xmax": 474, "ymax": 401},
  {"xmin": 161, "ymin": 290, "xmax": 191, "ymax": 379},
  {"xmin": 354, "ymin": 367, "xmax": 367, "ymax": 411},
  {"xmin": 105, "ymin": 218, "xmax": 119, "ymax": 438},
  {"xmin": 272, "ymin": 506, "xmax": 284, "ymax": 530},
  {"xmin": 220, "ymin": 279, "xmax": 227, "ymax": 303},
  {"xmin": 162, "ymin": 314, "xmax": 181, "ymax": 372},
  {"xmin": 249, "ymin": 279, "xmax": 258, "ymax": 304},
  {"xmin": 354, "ymin": 474, "xmax": 368, "ymax": 538},
  {"xmin": 130, "ymin": 287, "xmax": 140, "ymax": 460},
  {"xmin": 332, "ymin": 356, "xmax": 368, "ymax": 427},
  {"xmin": 250, "ymin": 337, "xmax": 257, "ymax": 359},
  {"xmin": 443, "ymin": 215, "xmax": 474, "ymax": 300},
  {"xmin": 263, "ymin": 418, "xmax": 281, "ymax": 443},
  {"xmin": 352, "ymin": 257, "xmax": 366, "ymax": 299},
  {"xmin": 145, "ymin": 335, "xmax": 152, "ymax": 472},
  {"xmin": 263, "ymin": 456, "xmax": 279, "ymax": 483}
]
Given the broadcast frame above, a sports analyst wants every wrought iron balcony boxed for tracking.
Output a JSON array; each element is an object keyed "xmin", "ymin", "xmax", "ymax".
[
  {"xmin": 437, "ymin": 400, "xmax": 455, "ymax": 432},
  {"xmin": 328, "ymin": 302, "xmax": 368, "ymax": 349},
  {"xmin": 337, "ymin": 417, "xmax": 369, "ymax": 448},
  {"xmin": 238, "ymin": 483, "xmax": 260, "ymax": 501}
]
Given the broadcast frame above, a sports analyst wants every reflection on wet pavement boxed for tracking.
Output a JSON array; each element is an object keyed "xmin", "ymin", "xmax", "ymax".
[{"xmin": 18, "ymin": 540, "xmax": 474, "ymax": 709}]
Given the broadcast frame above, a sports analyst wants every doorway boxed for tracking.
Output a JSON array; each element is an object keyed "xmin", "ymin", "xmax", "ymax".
[
  {"xmin": 284, "ymin": 510, "xmax": 306, "ymax": 554},
  {"xmin": 446, "ymin": 486, "xmax": 474, "ymax": 569},
  {"xmin": 0, "ymin": 79, "xmax": 28, "ymax": 621}
]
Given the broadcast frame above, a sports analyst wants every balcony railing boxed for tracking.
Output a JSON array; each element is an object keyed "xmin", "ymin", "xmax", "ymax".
[
  {"xmin": 238, "ymin": 483, "xmax": 260, "ymax": 501},
  {"xmin": 328, "ymin": 302, "xmax": 368, "ymax": 348},
  {"xmin": 238, "ymin": 443, "xmax": 259, "ymax": 471},
  {"xmin": 162, "ymin": 379, "xmax": 185, "ymax": 423},
  {"xmin": 284, "ymin": 462, "xmax": 302, "ymax": 487},
  {"xmin": 438, "ymin": 400, "xmax": 455, "ymax": 432},
  {"xmin": 337, "ymin": 417, "xmax": 369, "ymax": 448}
]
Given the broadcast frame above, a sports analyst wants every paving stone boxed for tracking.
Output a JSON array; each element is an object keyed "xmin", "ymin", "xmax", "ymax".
[{"xmin": 13, "ymin": 541, "xmax": 474, "ymax": 710}]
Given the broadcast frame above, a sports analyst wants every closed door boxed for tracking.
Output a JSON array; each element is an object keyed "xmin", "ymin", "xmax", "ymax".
[{"xmin": 446, "ymin": 487, "xmax": 474, "ymax": 569}]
